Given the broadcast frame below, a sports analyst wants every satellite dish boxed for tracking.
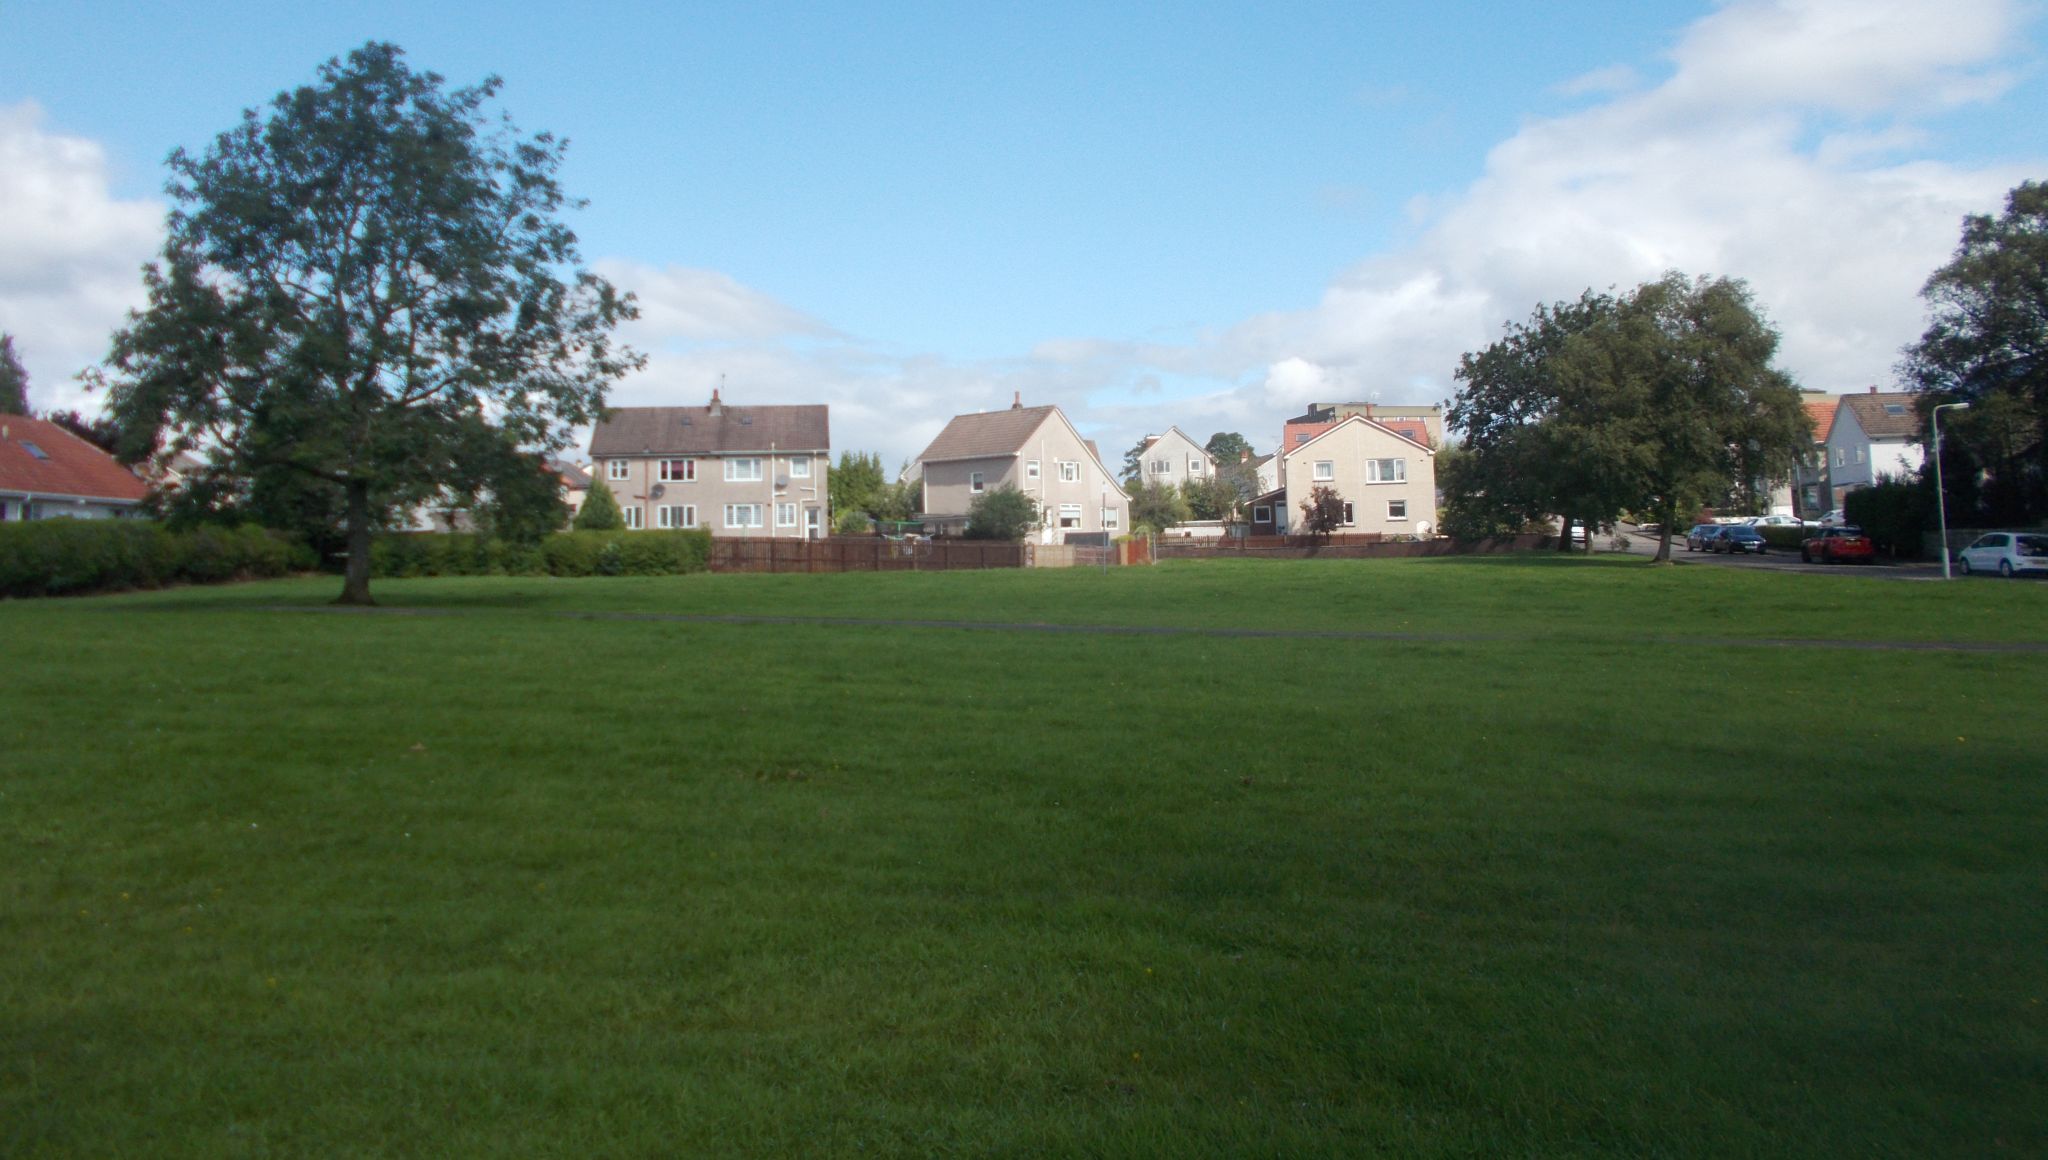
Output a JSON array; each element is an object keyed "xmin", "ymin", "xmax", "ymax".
[
  {"xmin": 651, "ymin": 483, "xmax": 666, "ymax": 499},
  {"xmin": 1417, "ymin": 520, "xmax": 1432, "ymax": 536},
  {"xmin": 774, "ymin": 475, "xmax": 790, "ymax": 489}
]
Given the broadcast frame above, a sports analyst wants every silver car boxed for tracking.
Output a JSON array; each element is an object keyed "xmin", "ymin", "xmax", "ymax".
[{"xmin": 1957, "ymin": 532, "xmax": 2048, "ymax": 578}]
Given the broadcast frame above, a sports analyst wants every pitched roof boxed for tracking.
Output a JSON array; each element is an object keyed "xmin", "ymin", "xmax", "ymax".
[
  {"xmin": 1285, "ymin": 413, "xmax": 1434, "ymax": 459},
  {"xmin": 0, "ymin": 415, "xmax": 149, "ymax": 503},
  {"xmin": 589, "ymin": 399, "xmax": 829, "ymax": 457},
  {"xmin": 1838, "ymin": 392, "xmax": 1922, "ymax": 441},
  {"xmin": 551, "ymin": 461, "xmax": 593, "ymax": 488},
  {"xmin": 1803, "ymin": 398, "xmax": 1838, "ymax": 442},
  {"xmin": 915, "ymin": 404, "xmax": 1060, "ymax": 463}
]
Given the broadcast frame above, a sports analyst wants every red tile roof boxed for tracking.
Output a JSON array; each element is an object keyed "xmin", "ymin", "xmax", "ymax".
[
  {"xmin": 1804, "ymin": 399, "xmax": 1837, "ymax": 442},
  {"xmin": 0, "ymin": 415, "xmax": 149, "ymax": 503}
]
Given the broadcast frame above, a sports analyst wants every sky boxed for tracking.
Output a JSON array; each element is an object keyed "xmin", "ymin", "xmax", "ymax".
[{"xmin": 2, "ymin": 0, "xmax": 2043, "ymax": 469}]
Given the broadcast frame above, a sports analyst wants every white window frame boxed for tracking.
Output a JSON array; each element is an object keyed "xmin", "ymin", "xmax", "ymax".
[
  {"xmin": 1388, "ymin": 499, "xmax": 1407, "ymax": 521},
  {"xmin": 1854, "ymin": 446, "xmax": 1865, "ymax": 464},
  {"xmin": 1312, "ymin": 460, "xmax": 1335, "ymax": 482},
  {"xmin": 1026, "ymin": 459, "xmax": 1040, "ymax": 481},
  {"xmin": 658, "ymin": 458, "xmax": 696, "ymax": 483},
  {"xmin": 1058, "ymin": 503, "xmax": 1083, "ymax": 529},
  {"xmin": 724, "ymin": 503, "xmax": 764, "ymax": 529},
  {"xmin": 970, "ymin": 471, "xmax": 985, "ymax": 493},
  {"xmin": 1189, "ymin": 456, "xmax": 1204, "ymax": 474},
  {"xmin": 1059, "ymin": 461, "xmax": 1080, "ymax": 482},
  {"xmin": 1103, "ymin": 507, "xmax": 1120, "ymax": 530},
  {"xmin": 621, "ymin": 505, "xmax": 644, "ymax": 529},
  {"xmin": 1253, "ymin": 504, "xmax": 1272, "ymax": 523},
  {"xmin": 607, "ymin": 459, "xmax": 630, "ymax": 481},
  {"xmin": 657, "ymin": 504, "xmax": 697, "ymax": 529},
  {"xmin": 788, "ymin": 456, "xmax": 811, "ymax": 479},
  {"xmin": 775, "ymin": 501, "xmax": 798, "ymax": 528},
  {"xmin": 1341, "ymin": 501, "xmax": 1356, "ymax": 527},
  {"xmin": 725, "ymin": 458, "xmax": 763, "ymax": 482},
  {"xmin": 1367, "ymin": 458, "xmax": 1406, "ymax": 483}
]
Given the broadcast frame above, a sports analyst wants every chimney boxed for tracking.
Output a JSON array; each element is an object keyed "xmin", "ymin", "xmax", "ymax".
[
  {"xmin": 1364, "ymin": 403, "xmax": 1374, "ymax": 419},
  {"xmin": 1868, "ymin": 385, "xmax": 1877, "ymax": 394},
  {"xmin": 1011, "ymin": 391, "xmax": 1022, "ymax": 410},
  {"xmin": 1240, "ymin": 449, "xmax": 1249, "ymax": 463},
  {"xmin": 709, "ymin": 386, "xmax": 723, "ymax": 417}
]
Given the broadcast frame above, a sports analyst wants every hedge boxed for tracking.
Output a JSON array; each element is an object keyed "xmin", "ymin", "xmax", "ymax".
[
  {"xmin": 0, "ymin": 520, "xmax": 311, "ymax": 599},
  {"xmin": 373, "ymin": 529, "xmax": 711, "ymax": 579}
]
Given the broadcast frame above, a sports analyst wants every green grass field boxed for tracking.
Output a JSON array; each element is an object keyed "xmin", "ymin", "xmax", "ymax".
[{"xmin": 4, "ymin": 557, "xmax": 2045, "ymax": 1156}]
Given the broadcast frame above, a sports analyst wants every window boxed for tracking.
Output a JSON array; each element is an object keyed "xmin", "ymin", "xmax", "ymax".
[
  {"xmin": 658, "ymin": 458, "xmax": 696, "ymax": 483},
  {"xmin": 970, "ymin": 470, "xmax": 985, "ymax": 492},
  {"xmin": 21, "ymin": 441, "xmax": 50, "ymax": 460},
  {"xmin": 1388, "ymin": 499, "xmax": 1407, "ymax": 520},
  {"xmin": 776, "ymin": 502, "xmax": 797, "ymax": 528},
  {"xmin": 1295, "ymin": 433, "xmax": 1311, "ymax": 445},
  {"xmin": 1312, "ymin": 460, "xmax": 1335, "ymax": 482},
  {"xmin": 1058, "ymin": 503, "xmax": 1082, "ymax": 529},
  {"xmin": 724, "ymin": 504, "xmax": 764, "ymax": 529},
  {"xmin": 1341, "ymin": 502, "xmax": 1356, "ymax": 526},
  {"xmin": 1367, "ymin": 458, "xmax": 1405, "ymax": 483},
  {"xmin": 1103, "ymin": 507, "xmax": 1120, "ymax": 530},
  {"xmin": 1189, "ymin": 456, "xmax": 1203, "ymax": 473},
  {"xmin": 657, "ymin": 504, "xmax": 697, "ymax": 529},
  {"xmin": 788, "ymin": 456, "xmax": 811, "ymax": 478},
  {"xmin": 1854, "ymin": 447, "xmax": 1865, "ymax": 464},
  {"xmin": 1150, "ymin": 458, "xmax": 1169, "ymax": 475},
  {"xmin": 621, "ymin": 505, "xmax": 644, "ymax": 529},
  {"xmin": 1026, "ymin": 459, "xmax": 1040, "ymax": 481},
  {"xmin": 1253, "ymin": 504, "xmax": 1272, "ymax": 523},
  {"xmin": 1884, "ymin": 403, "xmax": 1907, "ymax": 415},
  {"xmin": 607, "ymin": 459, "xmax": 629, "ymax": 481},
  {"xmin": 725, "ymin": 458, "xmax": 763, "ymax": 482},
  {"xmin": 1059, "ymin": 461, "xmax": 1080, "ymax": 482},
  {"xmin": 1834, "ymin": 448, "xmax": 1846, "ymax": 467}
]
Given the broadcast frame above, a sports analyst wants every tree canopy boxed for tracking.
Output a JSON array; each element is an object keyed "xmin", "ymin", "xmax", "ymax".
[
  {"xmin": 1128, "ymin": 480, "xmax": 1190, "ymax": 532},
  {"xmin": 828, "ymin": 451, "xmax": 887, "ymax": 518},
  {"xmin": 572, "ymin": 474, "xmax": 625, "ymax": 531},
  {"xmin": 1902, "ymin": 179, "xmax": 2048, "ymax": 523},
  {"xmin": 0, "ymin": 335, "xmax": 28, "ymax": 415},
  {"xmin": 1298, "ymin": 485, "xmax": 1345, "ymax": 540},
  {"xmin": 1203, "ymin": 431, "xmax": 1252, "ymax": 464},
  {"xmin": 97, "ymin": 43, "xmax": 640, "ymax": 602},
  {"xmin": 1445, "ymin": 274, "xmax": 1809, "ymax": 561}
]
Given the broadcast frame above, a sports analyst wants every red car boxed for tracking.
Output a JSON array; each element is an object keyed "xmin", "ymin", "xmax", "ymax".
[{"xmin": 1801, "ymin": 525, "xmax": 1875, "ymax": 564}]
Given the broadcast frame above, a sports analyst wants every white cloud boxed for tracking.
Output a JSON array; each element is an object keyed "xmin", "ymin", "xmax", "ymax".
[
  {"xmin": 0, "ymin": 102, "xmax": 161, "ymax": 412},
  {"xmin": 593, "ymin": 260, "xmax": 840, "ymax": 344},
  {"xmin": 1098, "ymin": 0, "xmax": 2042, "ymax": 452}
]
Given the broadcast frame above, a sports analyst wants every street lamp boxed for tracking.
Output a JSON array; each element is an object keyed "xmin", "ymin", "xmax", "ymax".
[{"xmin": 1932, "ymin": 401, "xmax": 1970, "ymax": 580}]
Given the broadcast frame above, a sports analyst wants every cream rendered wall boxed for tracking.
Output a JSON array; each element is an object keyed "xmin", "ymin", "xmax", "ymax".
[
  {"xmin": 595, "ymin": 452, "xmax": 829, "ymax": 536},
  {"xmin": 1282, "ymin": 420, "xmax": 1436, "ymax": 536},
  {"xmin": 920, "ymin": 412, "xmax": 1126, "ymax": 541}
]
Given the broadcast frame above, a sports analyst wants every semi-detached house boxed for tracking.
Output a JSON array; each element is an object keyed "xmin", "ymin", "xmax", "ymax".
[
  {"xmin": 914, "ymin": 397, "xmax": 1127, "ymax": 542},
  {"xmin": 588, "ymin": 390, "xmax": 829, "ymax": 538}
]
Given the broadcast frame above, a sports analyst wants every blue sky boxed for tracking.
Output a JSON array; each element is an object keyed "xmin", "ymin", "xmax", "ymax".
[{"xmin": 3, "ymin": 1, "xmax": 2043, "ymax": 466}]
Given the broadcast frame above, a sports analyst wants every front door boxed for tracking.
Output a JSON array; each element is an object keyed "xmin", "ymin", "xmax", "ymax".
[{"xmin": 805, "ymin": 507, "xmax": 821, "ymax": 539}]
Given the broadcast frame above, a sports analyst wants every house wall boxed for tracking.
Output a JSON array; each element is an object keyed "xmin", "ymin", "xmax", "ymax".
[
  {"xmin": 1825, "ymin": 410, "xmax": 1923, "ymax": 499},
  {"xmin": 1137, "ymin": 428, "xmax": 1211, "ymax": 490},
  {"xmin": 594, "ymin": 451, "xmax": 830, "ymax": 537},
  {"xmin": 921, "ymin": 414, "xmax": 1126, "ymax": 541},
  {"xmin": 1282, "ymin": 421, "xmax": 1437, "ymax": 536}
]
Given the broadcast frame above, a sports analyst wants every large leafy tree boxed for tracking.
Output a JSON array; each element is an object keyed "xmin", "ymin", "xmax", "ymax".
[
  {"xmin": 1446, "ymin": 276, "xmax": 1808, "ymax": 562},
  {"xmin": 1203, "ymin": 431, "xmax": 1252, "ymax": 464},
  {"xmin": 828, "ymin": 450, "xmax": 886, "ymax": 517},
  {"xmin": 97, "ymin": 43, "xmax": 640, "ymax": 603},
  {"xmin": 0, "ymin": 335, "xmax": 28, "ymax": 414},
  {"xmin": 1902, "ymin": 179, "xmax": 2048, "ymax": 523},
  {"xmin": 1128, "ymin": 480, "xmax": 1190, "ymax": 532}
]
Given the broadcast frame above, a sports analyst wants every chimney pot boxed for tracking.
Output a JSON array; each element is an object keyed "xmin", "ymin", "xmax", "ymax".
[
  {"xmin": 1011, "ymin": 391, "xmax": 1022, "ymax": 410},
  {"xmin": 1868, "ymin": 385, "xmax": 1876, "ymax": 393}
]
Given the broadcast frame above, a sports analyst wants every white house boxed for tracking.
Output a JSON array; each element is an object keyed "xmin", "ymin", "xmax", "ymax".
[{"xmin": 1827, "ymin": 389, "xmax": 1924, "ymax": 503}]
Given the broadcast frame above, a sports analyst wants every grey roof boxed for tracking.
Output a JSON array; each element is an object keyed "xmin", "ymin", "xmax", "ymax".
[
  {"xmin": 915, "ymin": 405, "xmax": 1059, "ymax": 463},
  {"xmin": 1838, "ymin": 392, "xmax": 1923, "ymax": 441},
  {"xmin": 552, "ymin": 461, "xmax": 592, "ymax": 488},
  {"xmin": 590, "ymin": 403, "xmax": 829, "ymax": 457}
]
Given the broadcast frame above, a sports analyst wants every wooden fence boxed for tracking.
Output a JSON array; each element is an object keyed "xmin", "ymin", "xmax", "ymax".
[
  {"xmin": 1154, "ymin": 533, "xmax": 1549, "ymax": 560},
  {"xmin": 707, "ymin": 537, "xmax": 1025, "ymax": 573}
]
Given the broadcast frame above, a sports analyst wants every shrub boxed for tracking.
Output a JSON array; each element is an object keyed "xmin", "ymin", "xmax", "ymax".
[
  {"xmin": 0, "ymin": 519, "xmax": 304, "ymax": 598},
  {"xmin": 1845, "ymin": 478, "xmax": 1930, "ymax": 558},
  {"xmin": 573, "ymin": 480, "xmax": 625, "ymax": 531}
]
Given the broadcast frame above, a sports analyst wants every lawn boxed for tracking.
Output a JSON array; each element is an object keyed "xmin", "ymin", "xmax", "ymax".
[{"xmin": 3, "ymin": 557, "xmax": 2044, "ymax": 1156}]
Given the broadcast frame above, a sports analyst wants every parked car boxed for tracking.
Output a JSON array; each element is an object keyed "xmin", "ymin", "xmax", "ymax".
[
  {"xmin": 1802, "ymin": 525, "xmax": 1874, "ymax": 564},
  {"xmin": 1685, "ymin": 523, "xmax": 1722, "ymax": 551},
  {"xmin": 1750, "ymin": 514, "xmax": 1808, "ymax": 527},
  {"xmin": 1818, "ymin": 508, "xmax": 1847, "ymax": 526},
  {"xmin": 1712, "ymin": 525, "xmax": 1768, "ymax": 554},
  {"xmin": 1956, "ymin": 532, "xmax": 2048, "ymax": 578}
]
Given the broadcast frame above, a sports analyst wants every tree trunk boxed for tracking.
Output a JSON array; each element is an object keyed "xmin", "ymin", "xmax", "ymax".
[{"xmin": 336, "ymin": 477, "xmax": 375, "ymax": 606}]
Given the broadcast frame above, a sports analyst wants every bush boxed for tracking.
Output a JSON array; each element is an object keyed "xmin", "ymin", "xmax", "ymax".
[
  {"xmin": 0, "ymin": 519, "xmax": 306, "ymax": 599},
  {"xmin": 1845, "ymin": 479, "xmax": 1930, "ymax": 558},
  {"xmin": 1758, "ymin": 525, "xmax": 1808, "ymax": 550},
  {"xmin": 380, "ymin": 529, "xmax": 712, "ymax": 579}
]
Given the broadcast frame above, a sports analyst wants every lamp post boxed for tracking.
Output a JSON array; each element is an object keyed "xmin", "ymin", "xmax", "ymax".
[{"xmin": 1932, "ymin": 401, "xmax": 1970, "ymax": 580}]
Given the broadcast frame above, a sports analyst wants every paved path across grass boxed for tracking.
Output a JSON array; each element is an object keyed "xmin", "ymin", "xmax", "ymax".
[{"xmin": 259, "ymin": 604, "xmax": 2048, "ymax": 654}]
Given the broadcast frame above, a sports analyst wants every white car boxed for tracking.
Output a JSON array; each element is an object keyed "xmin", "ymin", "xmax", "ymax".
[
  {"xmin": 1749, "ymin": 514, "xmax": 1809, "ymax": 527},
  {"xmin": 1956, "ymin": 532, "xmax": 2048, "ymax": 578}
]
